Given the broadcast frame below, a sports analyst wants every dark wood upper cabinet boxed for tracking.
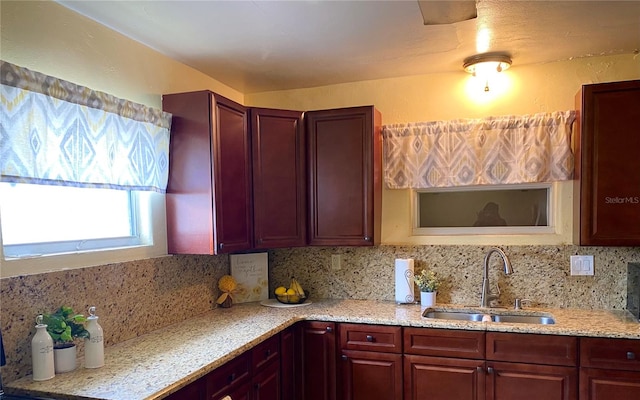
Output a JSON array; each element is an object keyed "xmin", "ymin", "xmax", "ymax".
[
  {"xmin": 249, "ymin": 108, "xmax": 306, "ymax": 249},
  {"xmin": 305, "ymin": 106, "xmax": 382, "ymax": 246},
  {"xmin": 163, "ymin": 91, "xmax": 253, "ymax": 254},
  {"xmin": 574, "ymin": 80, "xmax": 640, "ymax": 246}
]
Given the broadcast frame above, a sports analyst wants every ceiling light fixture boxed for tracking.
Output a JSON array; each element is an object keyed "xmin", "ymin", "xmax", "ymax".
[{"xmin": 463, "ymin": 53, "xmax": 512, "ymax": 92}]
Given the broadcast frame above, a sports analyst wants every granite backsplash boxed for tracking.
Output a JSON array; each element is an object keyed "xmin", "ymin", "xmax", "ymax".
[{"xmin": 1, "ymin": 244, "xmax": 638, "ymax": 381}]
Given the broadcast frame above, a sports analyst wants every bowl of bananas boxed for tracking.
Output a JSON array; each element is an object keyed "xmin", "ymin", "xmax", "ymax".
[{"xmin": 275, "ymin": 277, "xmax": 308, "ymax": 304}]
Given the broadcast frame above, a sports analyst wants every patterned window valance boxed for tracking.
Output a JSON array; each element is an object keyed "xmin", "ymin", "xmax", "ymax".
[
  {"xmin": 383, "ymin": 110, "xmax": 576, "ymax": 189},
  {"xmin": 0, "ymin": 61, "xmax": 172, "ymax": 193}
]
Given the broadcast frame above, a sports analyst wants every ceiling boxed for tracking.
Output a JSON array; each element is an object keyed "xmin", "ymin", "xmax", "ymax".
[{"xmin": 57, "ymin": 0, "xmax": 640, "ymax": 94}]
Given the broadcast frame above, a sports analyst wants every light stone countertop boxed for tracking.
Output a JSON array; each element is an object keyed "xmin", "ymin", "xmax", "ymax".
[{"xmin": 6, "ymin": 299, "xmax": 640, "ymax": 400}]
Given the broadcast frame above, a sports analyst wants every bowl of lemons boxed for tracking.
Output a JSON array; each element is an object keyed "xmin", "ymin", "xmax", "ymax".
[{"xmin": 275, "ymin": 277, "xmax": 308, "ymax": 304}]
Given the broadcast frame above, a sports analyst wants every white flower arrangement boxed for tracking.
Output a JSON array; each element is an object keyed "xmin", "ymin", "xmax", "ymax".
[{"xmin": 414, "ymin": 269, "xmax": 440, "ymax": 293}]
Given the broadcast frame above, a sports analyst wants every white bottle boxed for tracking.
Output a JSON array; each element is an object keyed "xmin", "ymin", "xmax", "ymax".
[
  {"xmin": 31, "ymin": 314, "xmax": 55, "ymax": 381},
  {"xmin": 84, "ymin": 306, "xmax": 104, "ymax": 368}
]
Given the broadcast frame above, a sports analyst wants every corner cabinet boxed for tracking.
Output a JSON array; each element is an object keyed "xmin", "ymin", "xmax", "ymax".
[
  {"xmin": 249, "ymin": 108, "xmax": 306, "ymax": 249},
  {"xmin": 305, "ymin": 106, "xmax": 382, "ymax": 246},
  {"xmin": 574, "ymin": 80, "xmax": 640, "ymax": 246},
  {"xmin": 163, "ymin": 91, "xmax": 253, "ymax": 254}
]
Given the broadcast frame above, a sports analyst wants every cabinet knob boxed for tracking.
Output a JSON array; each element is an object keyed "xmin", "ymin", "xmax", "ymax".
[
  {"xmin": 487, "ymin": 366, "xmax": 494, "ymax": 374},
  {"xmin": 255, "ymin": 383, "xmax": 260, "ymax": 390},
  {"xmin": 265, "ymin": 349, "xmax": 271, "ymax": 357},
  {"xmin": 364, "ymin": 236, "xmax": 371, "ymax": 241},
  {"xmin": 627, "ymin": 351, "xmax": 636, "ymax": 360},
  {"xmin": 341, "ymin": 354, "xmax": 348, "ymax": 361},
  {"xmin": 228, "ymin": 372, "xmax": 236, "ymax": 382},
  {"xmin": 326, "ymin": 326, "xmax": 333, "ymax": 333},
  {"xmin": 477, "ymin": 366, "xmax": 484, "ymax": 373},
  {"xmin": 366, "ymin": 335, "xmax": 374, "ymax": 342},
  {"xmin": 219, "ymin": 243, "xmax": 224, "ymax": 250}
]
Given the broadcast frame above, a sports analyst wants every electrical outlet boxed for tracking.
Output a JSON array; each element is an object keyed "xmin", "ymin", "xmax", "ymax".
[
  {"xmin": 570, "ymin": 255, "xmax": 594, "ymax": 276},
  {"xmin": 331, "ymin": 254, "xmax": 341, "ymax": 271}
]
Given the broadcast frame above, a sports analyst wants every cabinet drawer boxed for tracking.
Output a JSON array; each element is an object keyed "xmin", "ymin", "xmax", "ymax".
[
  {"xmin": 580, "ymin": 337, "xmax": 640, "ymax": 371},
  {"xmin": 339, "ymin": 323, "xmax": 402, "ymax": 353},
  {"xmin": 486, "ymin": 332, "xmax": 577, "ymax": 366},
  {"xmin": 404, "ymin": 327, "xmax": 485, "ymax": 359},
  {"xmin": 252, "ymin": 334, "xmax": 280, "ymax": 371},
  {"xmin": 207, "ymin": 352, "xmax": 251, "ymax": 399}
]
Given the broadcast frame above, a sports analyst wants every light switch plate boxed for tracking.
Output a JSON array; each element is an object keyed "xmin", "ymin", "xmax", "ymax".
[{"xmin": 570, "ymin": 255, "xmax": 594, "ymax": 276}]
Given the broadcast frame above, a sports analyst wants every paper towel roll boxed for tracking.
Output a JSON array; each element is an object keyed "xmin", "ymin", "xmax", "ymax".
[{"xmin": 395, "ymin": 258, "xmax": 415, "ymax": 304}]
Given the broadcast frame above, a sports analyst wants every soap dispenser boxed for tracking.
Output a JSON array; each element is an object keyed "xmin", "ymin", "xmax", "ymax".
[
  {"xmin": 31, "ymin": 314, "xmax": 55, "ymax": 381},
  {"xmin": 84, "ymin": 306, "xmax": 104, "ymax": 368}
]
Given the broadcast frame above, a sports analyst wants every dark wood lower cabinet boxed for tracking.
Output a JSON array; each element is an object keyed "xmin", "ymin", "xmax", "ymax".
[
  {"xmin": 252, "ymin": 360, "xmax": 280, "ymax": 400},
  {"xmin": 341, "ymin": 349, "xmax": 403, "ymax": 400},
  {"xmin": 404, "ymin": 354, "xmax": 484, "ymax": 400},
  {"xmin": 579, "ymin": 368, "xmax": 640, "ymax": 399},
  {"xmin": 487, "ymin": 361, "xmax": 577, "ymax": 400},
  {"xmin": 165, "ymin": 324, "xmax": 640, "ymax": 400},
  {"xmin": 302, "ymin": 321, "xmax": 337, "ymax": 400}
]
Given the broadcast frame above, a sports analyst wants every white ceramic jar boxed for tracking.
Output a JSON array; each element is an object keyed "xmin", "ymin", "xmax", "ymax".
[
  {"xmin": 84, "ymin": 306, "xmax": 104, "ymax": 368},
  {"xmin": 31, "ymin": 315, "xmax": 55, "ymax": 381}
]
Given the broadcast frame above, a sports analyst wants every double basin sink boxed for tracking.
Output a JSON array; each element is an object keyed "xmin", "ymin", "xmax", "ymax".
[{"xmin": 423, "ymin": 308, "xmax": 555, "ymax": 325}]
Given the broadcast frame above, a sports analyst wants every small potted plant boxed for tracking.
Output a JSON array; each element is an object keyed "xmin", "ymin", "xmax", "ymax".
[
  {"xmin": 414, "ymin": 269, "xmax": 441, "ymax": 308},
  {"xmin": 43, "ymin": 306, "xmax": 89, "ymax": 373}
]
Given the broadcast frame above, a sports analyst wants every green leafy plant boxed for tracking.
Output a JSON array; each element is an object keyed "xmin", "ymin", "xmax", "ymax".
[
  {"xmin": 414, "ymin": 269, "xmax": 440, "ymax": 293},
  {"xmin": 43, "ymin": 306, "xmax": 89, "ymax": 348}
]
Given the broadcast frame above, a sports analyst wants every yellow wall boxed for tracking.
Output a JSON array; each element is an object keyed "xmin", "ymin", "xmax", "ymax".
[
  {"xmin": 246, "ymin": 54, "xmax": 640, "ymax": 245},
  {"xmin": 2, "ymin": 0, "xmax": 639, "ymax": 247},
  {"xmin": 0, "ymin": 0, "xmax": 244, "ymax": 107}
]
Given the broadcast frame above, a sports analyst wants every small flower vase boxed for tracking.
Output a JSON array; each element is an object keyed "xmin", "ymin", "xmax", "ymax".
[{"xmin": 420, "ymin": 291, "xmax": 436, "ymax": 309}]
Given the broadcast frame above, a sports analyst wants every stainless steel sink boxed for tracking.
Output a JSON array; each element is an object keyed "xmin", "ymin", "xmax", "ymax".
[
  {"xmin": 423, "ymin": 311, "xmax": 488, "ymax": 322},
  {"xmin": 423, "ymin": 309, "xmax": 555, "ymax": 325}
]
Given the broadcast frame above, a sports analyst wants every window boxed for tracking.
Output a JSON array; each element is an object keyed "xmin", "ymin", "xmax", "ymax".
[
  {"xmin": 414, "ymin": 183, "xmax": 554, "ymax": 235},
  {"xmin": 0, "ymin": 182, "xmax": 145, "ymax": 258}
]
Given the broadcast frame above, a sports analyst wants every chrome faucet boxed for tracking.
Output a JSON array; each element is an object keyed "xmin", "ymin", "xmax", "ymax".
[{"xmin": 481, "ymin": 247, "xmax": 513, "ymax": 308}]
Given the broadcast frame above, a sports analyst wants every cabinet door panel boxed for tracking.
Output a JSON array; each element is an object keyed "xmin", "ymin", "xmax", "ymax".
[
  {"xmin": 253, "ymin": 360, "xmax": 280, "ymax": 400},
  {"xmin": 341, "ymin": 350, "xmax": 402, "ymax": 400},
  {"xmin": 579, "ymin": 368, "xmax": 640, "ymax": 400},
  {"xmin": 575, "ymin": 80, "xmax": 640, "ymax": 245},
  {"xmin": 250, "ymin": 108, "xmax": 305, "ymax": 248},
  {"xmin": 306, "ymin": 106, "xmax": 381, "ymax": 246},
  {"xmin": 404, "ymin": 327, "xmax": 485, "ymax": 359},
  {"xmin": 487, "ymin": 361, "xmax": 577, "ymax": 400},
  {"xmin": 404, "ymin": 354, "xmax": 484, "ymax": 400},
  {"xmin": 580, "ymin": 337, "xmax": 640, "ymax": 371},
  {"xmin": 302, "ymin": 321, "xmax": 337, "ymax": 400},
  {"xmin": 486, "ymin": 332, "xmax": 577, "ymax": 366},
  {"xmin": 281, "ymin": 324, "xmax": 303, "ymax": 400},
  {"xmin": 212, "ymin": 95, "xmax": 252, "ymax": 253}
]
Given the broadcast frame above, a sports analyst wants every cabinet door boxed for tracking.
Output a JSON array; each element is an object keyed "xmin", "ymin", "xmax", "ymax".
[
  {"xmin": 253, "ymin": 360, "xmax": 281, "ymax": 400},
  {"xmin": 575, "ymin": 80, "xmax": 640, "ymax": 245},
  {"xmin": 306, "ymin": 106, "xmax": 382, "ymax": 246},
  {"xmin": 281, "ymin": 324, "xmax": 303, "ymax": 400},
  {"xmin": 250, "ymin": 108, "xmax": 306, "ymax": 248},
  {"xmin": 404, "ymin": 354, "xmax": 485, "ymax": 400},
  {"xmin": 211, "ymin": 94, "xmax": 253, "ymax": 253},
  {"xmin": 486, "ymin": 361, "xmax": 577, "ymax": 400},
  {"xmin": 302, "ymin": 321, "xmax": 337, "ymax": 400},
  {"xmin": 579, "ymin": 368, "xmax": 640, "ymax": 400},
  {"xmin": 341, "ymin": 350, "xmax": 403, "ymax": 400},
  {"xmin": 163, "ymin": 91, "xmax": 252, "ymax": 254}
]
